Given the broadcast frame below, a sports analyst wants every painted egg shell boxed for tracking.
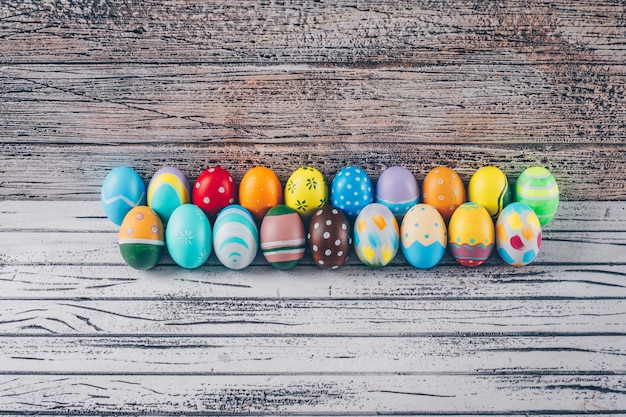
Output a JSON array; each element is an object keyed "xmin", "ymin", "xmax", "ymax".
[
  {"xmin": 422, "ymin": 166, "xmax": 466, "ymax": 222},
  {"xmin": 496, "ymin": 202, "xmax": 542, "ymax": 266},
  {"xmin": 118, "ymin": 206, "xmax": 164, "ymax": 270},
  {"xmin": 468, "ymin": 166, "xmax": 511, "ymax": 220},
  {"xmin": 192, "ymin": 167, "xmax": 236, "ymax": 216},
  {"xmin": 448, "ymin": 202, "xmax": 494, "ymax": 267},
  {"xmin": 165, "ymin": 204, "xmax": 212, "ymax": 269},
  {"xmin": 515, "ymin": 166, "xmax": 559, "ymax": 226},
  {"xmin": 284, "ymin": 166, "xmax": 328, "ymax": 219},
  {"xmin": 400, "ymin": 204, "xmax": 447, "ymax": 269},
  {"xmin": 260, "ymin": 205, "xmax": 306, "ymax": 269},
  {"xmin": 376, "ymin": 166, "xmax": 419, "ymax": 216},
  {"xmin": 354, "ymin": 203, "xmax": 399, "ymax": 267},
  {"xmin": 147, "ymin": 167, "xmax": 190, "ymax": 225},
  {"xmin": 213, "ymin": 205, "xmax": 259, "ymax": 270},
  {"xmin": 239, "ymin": 166, "xmax": 283, "ymax": 222},
  {"xmin": 331, "ymin": 166, "xmax": 374, "ymax": 218},
  {"xmin": 101, "ymin": 166, "xmax": 146, "ymax": 226},
  {"xmin": 308, "ymin": 206, "xmax": 352, "ymax": 269}
]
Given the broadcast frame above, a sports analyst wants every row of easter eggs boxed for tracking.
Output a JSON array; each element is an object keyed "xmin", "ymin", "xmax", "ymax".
[
  {"xmin": 116, "ymin": 198, "xmax": 541, "ymax": 271},
  {"xmin": 102, "ymin": 164, "xmax": 559, "ymax": 228},
  {"xmin": 103, "ymin": 164, "xmax": 557, "ymax": 270}
]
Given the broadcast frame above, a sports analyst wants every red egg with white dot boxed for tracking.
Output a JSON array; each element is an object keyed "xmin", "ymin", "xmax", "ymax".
[{"xmin": 192, "ymin": 167, "xmax": 236, "ymax": 216}]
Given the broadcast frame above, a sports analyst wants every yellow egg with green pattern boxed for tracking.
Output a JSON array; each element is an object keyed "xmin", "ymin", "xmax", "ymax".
[{"xmin": 284, "ymin": 166, "xmax": 328, "ymax": 219}]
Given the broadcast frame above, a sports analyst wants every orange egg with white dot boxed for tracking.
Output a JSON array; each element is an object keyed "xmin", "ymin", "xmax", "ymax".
[
  {"xmin": 239, "ymin": 166, "xmax": 283, "ymax": 222},
  {"xmin": 422, "ymin": 166, "xmax": 466, "ymax": 222}
]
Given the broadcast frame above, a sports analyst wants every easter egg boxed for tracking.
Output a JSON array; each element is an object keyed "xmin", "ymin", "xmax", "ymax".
[
  {"xmin": 422, "ymin": 166, "xmax": 466, "ymax": 222},
  {"xmin": 353, "ymin": 203, "xmax": 399, "ymax": 267},
  {"xmin": 213, "ymin": 205, "xmax": 259, "ymax": 270},
  {"xmin": 448, "ymin": 202, "xmax": 494, "ymax": 267},
  {"xmin": 118, "ymin": 206, "xmax": 164, "ymax": 270},
  {"xmin": 515, "ymin": 166, "xmax": 559, "ymax": 226},
  {"xmin": 496, "ymin": 202, "xmax": 542, "ymax": 266},
  {"xmin": 239, "ymin": 166, "xmax": 283, "ymax": 222},
  {"xmin": 468, "ymin": 166, "xmax": 511, "ymax": 220},
  {"xmin": 331, "ymin": 166, "xmax": 374, "ymax": 218},
  {"xmin": 101, "ymin": 166, "xmax": 146, "ymax": 226},
  {"xmin": 147, "ymin": 167, "xmax": 191, "ymax": 224},
  {"xmin": 376, "ymin": 166, "xmax": 420, "ymax": 216},
  {"xmin": 165, "ymin": 204, "xmax": 212, "ymax": 269},
  {"xmin": 192, "ymin": 167, "xmax": 236, "ymax": 216},
  {"xmin": 260, "ymin": 205, "xmax": 306, "ymax": 269},
  {"xmin": 284, "ymin": 167, "xmax": 328, "ymax": 219},
  {"xmin": 400, "ymin": 204, "xmax": 447, "ymax": 269},
  {"xmin": 308, "ymin": 206, "xmax": 352, "ymax": 269}
]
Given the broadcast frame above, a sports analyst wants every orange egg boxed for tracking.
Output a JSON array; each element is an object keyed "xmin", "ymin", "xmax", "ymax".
[
  {"xmin": 422, "ymin": 166, "xmax": 466, "ymax": 221},
  {"xmin": 239, "ymin": 166, "xmax": 283, "ymax": 222}
]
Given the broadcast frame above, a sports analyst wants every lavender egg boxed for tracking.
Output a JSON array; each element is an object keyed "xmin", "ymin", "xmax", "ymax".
[{"xmin": 376, "ymin": 166, "xmax": 420, "ymax": 216}]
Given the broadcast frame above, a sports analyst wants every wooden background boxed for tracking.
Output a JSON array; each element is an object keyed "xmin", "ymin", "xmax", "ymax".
[{"xmin": 1, "ymin": 0, "xmax": 625, "ymax": 415}]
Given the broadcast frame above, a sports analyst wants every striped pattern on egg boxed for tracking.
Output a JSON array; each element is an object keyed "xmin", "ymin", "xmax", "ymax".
[
  {"xmin": 260, "ymin": 205, "xmax": 306, "ymax": 270},
  {"xmin": 213, "ymin": 205, "xmax": 259, "ymax": 270}
]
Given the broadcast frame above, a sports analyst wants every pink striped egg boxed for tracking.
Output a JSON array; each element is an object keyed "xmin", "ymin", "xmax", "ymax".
[{"xmin": 260, "ymin": 205, "xmax": 305, "ymax": 269}]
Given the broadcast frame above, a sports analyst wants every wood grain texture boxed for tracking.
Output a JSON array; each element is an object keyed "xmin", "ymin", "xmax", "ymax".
[
  {"xmin": 0, "ymin": 200, "xmax": 625, "ymax": 415},
  {"xmin": 1, "ymin": 0, "xmax": 626, "ymax": 202},
  {"xmin": 1, "ymin": 63, "xmax": 625, "ymax": 201},
  {"xmin": 1, "ymin": 0, "xmax": 626, "ymax": 415}
]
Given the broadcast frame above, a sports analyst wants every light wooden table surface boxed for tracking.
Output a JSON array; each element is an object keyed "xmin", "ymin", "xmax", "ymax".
[{"xmin": 1, "ymin": 1, "xmax": 625, "ymax": 415}]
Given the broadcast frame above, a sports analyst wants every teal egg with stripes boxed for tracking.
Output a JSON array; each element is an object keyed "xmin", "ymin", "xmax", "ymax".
[{"xmin": 213, "ymin": 205, "xmax": 259, "ymax": 270}]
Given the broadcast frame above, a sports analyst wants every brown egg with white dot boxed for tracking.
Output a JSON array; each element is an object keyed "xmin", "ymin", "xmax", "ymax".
[{"xmin": 307, "ymin": 206, "xmax": 352, "ymax": 269}]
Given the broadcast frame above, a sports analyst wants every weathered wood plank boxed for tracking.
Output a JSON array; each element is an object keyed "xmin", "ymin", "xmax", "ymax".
[
  {"xmin": 2, "ymin": 264, "xmax": 625, "ymax": 301},
  {"xmin": 1, "ymin": 64, "xmax": 625, "ymax": 201},
  {"xmin": 1, "ymin": 1, "xmax": 625, "ymax": 64},
  {"xmin": 0, "ymin": 298, "xmax": 623, "ymax": 336},
  {"xmin": 0, "ymin": 374, "xmax": 623, "ymax": 415},
  {"xmin": 1, "ymin": 335, "xmax": 624, "ymax": 374},
  {"xmin": 2, "ymin": 201, "xmax": 624, "ymax": 233}
]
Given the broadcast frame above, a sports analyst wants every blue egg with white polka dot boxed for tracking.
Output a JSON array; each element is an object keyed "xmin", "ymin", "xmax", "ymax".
[{"xmin": 331, "ymin": 166, "xmax": 374, "ymax": 219}]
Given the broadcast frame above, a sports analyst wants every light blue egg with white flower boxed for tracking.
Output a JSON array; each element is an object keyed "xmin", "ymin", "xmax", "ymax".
[
  {"xmin": 213, "ymin": 205, "xmax": 259, "ymax": 270},
  {"xmin": 165, "ymin": 204, "xmax": 212, "ymax": 269}
]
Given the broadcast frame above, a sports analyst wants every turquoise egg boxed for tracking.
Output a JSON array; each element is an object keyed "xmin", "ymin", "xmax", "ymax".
[
  {"xmin": 213, "ymin": 205, "xmax": 259, "ymax": 270},
  {"xmin": 101, "ymin": 166, "xmax": 146, "ymax": 225},
  {"xmin": 400, "ymin": 204, "xmax": 447, "ymax": 269},
  {"xmin": 147, "ymin": 167, "xmax": 191, "ymax": 224},
  {"xmin": 165, "ymin": 204, "xmax": 212, "ymax": 269}
]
